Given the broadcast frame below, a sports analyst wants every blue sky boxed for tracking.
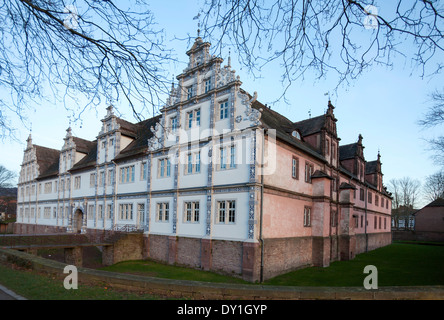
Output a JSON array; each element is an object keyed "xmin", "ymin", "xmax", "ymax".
[{"xmin": 0, "ymin": 0, "xmax": 442, "ymax": 207}]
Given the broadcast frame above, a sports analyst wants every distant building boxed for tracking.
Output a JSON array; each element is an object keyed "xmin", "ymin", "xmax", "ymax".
[
  {"xmin": 15, "ymin": 37, "xmax": 392, "ymax": 281},
  {"xmin": 391, "ymin": 205, "xmax": 416, "ymax": 230},
  {"xmin": 413, "ymin": 198, "xmax": 444, "ymax": 241},
  {"xmin": 0, "ymin": 187, "xmax": 17, "ymax": 222}
]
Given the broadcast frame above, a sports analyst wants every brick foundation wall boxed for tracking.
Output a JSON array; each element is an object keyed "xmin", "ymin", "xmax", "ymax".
[
  {"xmin": 176, "ymin": 237, "xmax": 201, "ymax": 268},
  {"xmin": 211, "ymin": 240, "xmax": 243, "ymax": 276},
  {"xmin": 147, "ymin": 234, "xmax": 169, "ymax": 263},
  {"xmin": 262, "ymin": 237, "xmax": 312, "ymax": 280},
  {"xmin": 392, "ymin": 230, "xmax": 444, "ymax": 242},
  {"xmin": 13, "ymin": 223, "xmax": 67, "ymax": 234},
  {"xmin": 355, "ymin": 232, "xmax": 392, "ymax": 254}
]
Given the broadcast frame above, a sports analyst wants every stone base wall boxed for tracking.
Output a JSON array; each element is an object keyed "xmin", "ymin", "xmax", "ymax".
[
  {"xmin": 13, "ymin": 223, "xmax": 393, "ymax": 282},
  {"xmin": 355, "ymin": 232, "xmax": 392, "ymax": 255},
  {"xmin": 392, "ymin": 230, "xmax": 444, "ymax": 242},
  {"xmin": 262, "ymin": 237, "xmax": 312, "ymax": 280},
  {"xmin": 13, "ymin": 223, "xmax": 67, "ymax": 235}
]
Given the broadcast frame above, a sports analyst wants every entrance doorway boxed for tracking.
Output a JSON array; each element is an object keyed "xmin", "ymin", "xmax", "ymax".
[{"xmin": 73, "ymin": 209, "xmax": 84, "ymax": 233}]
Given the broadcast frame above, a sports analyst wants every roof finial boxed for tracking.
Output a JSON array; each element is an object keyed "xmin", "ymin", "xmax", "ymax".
[{"xmin": 228, "ymin": 48, "xmax": 231, "ymax": 67}]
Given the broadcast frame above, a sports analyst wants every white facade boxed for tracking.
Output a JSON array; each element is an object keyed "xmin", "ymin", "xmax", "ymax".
[{"xmin": 16, "ymin": 37, "xmax": 264, "ymax": 242}]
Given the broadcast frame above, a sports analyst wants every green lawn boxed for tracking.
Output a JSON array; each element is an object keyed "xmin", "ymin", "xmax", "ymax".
[
  {"xmin": 0, "ymin": 242, "xmax": 443, "ymax": 299},
  {"xmin": 0, "ymin": 263, "xmax": 164, "ymax": 300},
  {"xmin": 263, "ymin": 243, "xmax": 444, "ymax": 287},
  {"xmin": 100, "ymin": 260, "xmax": 249, "ymax": 284}
]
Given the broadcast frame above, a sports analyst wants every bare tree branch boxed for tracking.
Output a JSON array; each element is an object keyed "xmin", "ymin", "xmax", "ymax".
[
  {"xmin": 0, "ymin": 0, "xmax": 175, "ymax": 139},
  {"xmin": 199, "ymin": 0, "xmax": 444, "ymax": 103}
]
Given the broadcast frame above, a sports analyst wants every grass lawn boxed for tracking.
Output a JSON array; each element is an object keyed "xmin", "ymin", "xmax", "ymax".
[
  {"xmin": 263, "ymin": 243, "xmax": 444, "ymax": 287},
  {"xmin": 100, "ymin": 242, "xmax": 444, "ymax": 287},
  {"xmin": 0, "ymin": 263, "xmax": 165, "ymax": 300},
  {"xmin": 0, "ymin": 242, "xmax": 443, "ymax": 299},
  {"xmin": 100, "ymin": 260, "xmax": 249, "ymax": 284}
]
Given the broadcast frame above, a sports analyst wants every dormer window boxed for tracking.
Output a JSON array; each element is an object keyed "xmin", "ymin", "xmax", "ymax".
[
  {"xmin": 205, "ymin": 78, "xmax": 211, "ymax": 93},
  {"xmin": 187, "ymin": 86, "xmax": 193, "ymax": 100},
  {"xmin": 292, "ymin": 130, "xmax": 301, "ymax": 140}
]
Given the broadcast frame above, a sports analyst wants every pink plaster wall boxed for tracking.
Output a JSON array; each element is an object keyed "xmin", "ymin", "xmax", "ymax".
[{"xmin": 262, "ymin": 192, "xmax": 312, "ymax": 239}]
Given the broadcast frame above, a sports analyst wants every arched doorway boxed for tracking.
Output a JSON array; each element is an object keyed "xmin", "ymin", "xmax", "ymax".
[{"xmin": 73, "ymin": 209, "xmax": 84, "ymax": 234}]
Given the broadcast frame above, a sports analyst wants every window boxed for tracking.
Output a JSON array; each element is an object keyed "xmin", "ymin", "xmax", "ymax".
[
  {"xmin": 44, "ymin": 207, "xmax": 51, "ymax": 219},
  {"xmin": 186, "ymin": 108, "xmax": 200, "ymax": 129},
  {"xmin": 187, "ymin": 153, "xmax": 193, "ymax": 174},
  {"xmin": 119, "ymin": 204, "xmax": 133, "ymax": 220},
  {"xmin": 59, "ymin": 207, "xmax": 64, "ymax": 219},
  {"xmin": 368, "ymin": 191, "xmax": 372, "ymax": 204},
  {"xmin": 108, "ymin": 169, "xmax": 114, "ymax": 184},
  {"xmin": 195, "ymin": 152, "xmax": 201, "ymax": 173},
  {"xmin": 304, "ymin": 206, "xmax": 311, "ymax": 227},
  {"xmin": 170, "ymin": 116, "xmax": 178, "ymax": 132},
  {"xmin": 98, "ymin": 205, "xmax": 103, "ymax": 219},
  {"xmin": 360, "ymin": 188, "xmax": 364, "ymax": 201},
  {"xmin": 187, "ymin": 86, "xmax": 193, "ymax": 100},
  {"xmin": 217, "ymin": 200, "xmax": 236, "ymax": 224},
  {"xmin": 384, "ymin": 217, "xmax": 387, "ymax": 229},
  {"xmin": 99, "ymin": 171, "xmax": 105, "ymax": 186},
  {"xmin": 141, "ymin": 162, "xmax": 148, "ymax": 180},
  {"xmin": 90, "ymin": 173, "xmax": 96, "ymax": 187},
  {"xmin": 292, "ymin": 131, "xmax": 301, "ymax": 139},
  {"xmin": 110, "ymin": 138, "xmax": 114, "ymax": 146},
  {"xmin": 230, "ymin": 145, "xmax": 236, "ymax": 168},
  {"xmin": 220, "ymin": 147, "xmax": 227, "ymax": 170},
  {"xmin": 219, "ymin": 101, "xmax": 229, "ymax": 120},
  {"xmin": 375, "ymin": 195, "xmax": 379, "ymax": 206},
  {"xmin": 374, "ymin": 216, "xmax": 377, "ymax": 229},
  {"xmin": 218, "ymin": 145, "xmax": 236, "ymax": 170},
  {"xmin": 66, "ymin": 177, "xmax": 70, "ymax": 190},
  {"xmin": 106, "ymin": 204, "xmax": 112, "ymax": 219},
  {"xmin": 44, "ymin": 182, "xmax": 52, "ymax": 194},
  {"xmin": 304, "ymin": 162, "xmax": 314, "ymax": 183},
  {"xmin": 292, "ymin": 157, "xmax": 299, "ymax": 179},
  {"xmin": 381, "ymin": 197, "xmax": 384, "ymax": 208},
  {"xmin": 157, "ymin": 202, "xmax": 169, "ymax": 221},
  {"xmin": 184, "ymin": 201, "xmax": 200, "ymax": 223},
  {"xmin": 120, "ymin": 165, "xmax": 135, "ymax": 183},
  {"xmin": 361, "ymin": 215, "xmax": 364, "ymax": 228},
  {"xmin": 325, "ymin": 139, "xmax": 330, "ymax": 155},
  {"xmin": 88, "ymin": 205, "xmax": 95, "ymax": 220},
  {"xmin": 204, "ymin": 78, "xmax": 211, "ymax": 93},
  {"xmin": 138, "ymin": 203, "xmax": 145, "ymax": 225},
  {"xmin": 158, "ymin": 158, "xmax": 171, "ymax": 178},
  {"xmin": 74, "ymin": 176, "xmax": 81, "ymax": 189}
]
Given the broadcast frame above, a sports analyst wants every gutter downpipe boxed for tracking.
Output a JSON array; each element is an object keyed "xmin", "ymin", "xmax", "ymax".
[
  {"xmin": 259, "ymin": 128, "xmax": 265, "ymax": 283},
  {"xmin": 365, "ymin": 184, "xmax": 368, "ymax": 253}
]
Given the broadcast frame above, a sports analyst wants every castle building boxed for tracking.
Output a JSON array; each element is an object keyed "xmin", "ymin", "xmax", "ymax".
[{"xmin": 15, "ymin": 37, "xmax": 392, "ymax": 282}]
